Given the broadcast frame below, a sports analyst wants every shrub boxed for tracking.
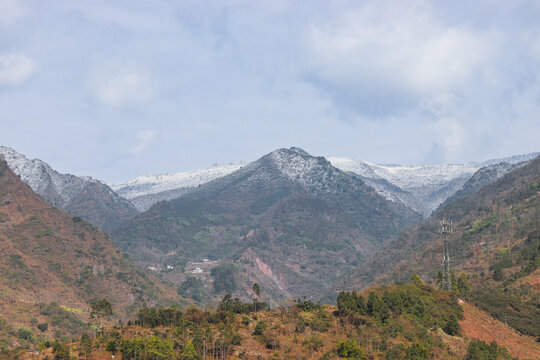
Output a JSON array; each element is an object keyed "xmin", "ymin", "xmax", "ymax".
[
  {"xmin": 443, "ymin": 315, "xmax": 460, "ymax": 335},
  {"xmin": 303, "ymin": 335, "xmax": 323, "ymax": 351},
  {"xmin": 337, "ymin": 340, "xmax": 366, "ymax": 359},
  {"xmin": 52, "ymin": 340, "xmax": 70, "ymax": 360},
  {"xmin": 17, "ymin": 328, "xmax": 34, "ymax": 342},
  {"xmin": 252, "ymin": 321, "xmax": 266, "ymax": 336},
  {"xmin": 466, "ymin": 340, "xmax": 511, "ymax": 360},
  {"xmin": 405, "ymin": 342, "xmax": 429, "ymax": 360}
]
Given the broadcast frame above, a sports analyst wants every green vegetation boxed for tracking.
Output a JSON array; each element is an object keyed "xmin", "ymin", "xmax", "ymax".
[
  {"xmin": 338, "ymin": 281, "xmax": 463, "ymax": 338},
  {"xmin": 337, "ymin": 339, "xmax": 366, "ymax": 359},
  {"xmin": 252, "ymin": 321, "xmax": 267, "ymax": 336},
  {"xmin": 210, "ymin": 263, "xmax": 238, "ymax": 293},
  {"xmin": 466, "ymin": 340, "xmax": 512, "ymax": 360},
  {"xmin": 463, "ymin": 213, "xmax": 497, "ymax": 239},
  {"xmin": 121, "ymin": 336, "xmax": 176, "ymax": 360},
  {"xmin": 90, "ymin": 298, "xmax": 113, "ymax": 334},
  {"xmin": 179, "ymin": 276, "xmax": 205, "ymax": 302}
]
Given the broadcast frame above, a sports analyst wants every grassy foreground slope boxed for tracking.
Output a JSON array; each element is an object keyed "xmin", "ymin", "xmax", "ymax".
[{"xmin": 18, "ymin": 281, "xmax": 539, "ymax": 360}]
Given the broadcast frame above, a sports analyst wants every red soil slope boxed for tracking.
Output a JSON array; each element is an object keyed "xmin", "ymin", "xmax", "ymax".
[{"xmin": 460, "ymin": 301, "xmax": 540, "ymax": 359}]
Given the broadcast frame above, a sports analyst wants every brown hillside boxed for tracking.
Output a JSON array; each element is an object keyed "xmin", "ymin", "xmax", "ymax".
[
  {"xmin": 0, "ymin": 159, "xmax": 183, "ymax": 345},
  {"xmin": 460, "ymin": 301, "xmax": 540, "ymax": 359},
  {"xmin": 10, "ymin": 283, "xmax": 537, "ymax": 360}
]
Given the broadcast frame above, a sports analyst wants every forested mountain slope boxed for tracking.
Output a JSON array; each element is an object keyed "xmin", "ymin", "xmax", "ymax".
[{"xmin": 112, "ymin": 148, "xmax": 421, "ymax": 304}]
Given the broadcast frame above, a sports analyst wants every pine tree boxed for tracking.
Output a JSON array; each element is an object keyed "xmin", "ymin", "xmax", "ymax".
[
  {"xmin": 181, "ymin": 340, "xmax": 199, "ymax": 360},
  {"xmin": 80, "ymin": 333, "xmax": 92, "ymax": 360}
]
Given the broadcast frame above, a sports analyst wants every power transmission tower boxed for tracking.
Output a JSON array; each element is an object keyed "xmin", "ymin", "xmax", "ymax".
[{"xmin": 441, "ymin": 219, "xmax": 452, "ymax": 291}]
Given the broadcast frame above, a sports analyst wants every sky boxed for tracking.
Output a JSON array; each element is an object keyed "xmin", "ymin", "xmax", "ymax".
[{"xmin": 1, "ymin": 0, "xmax": 539, "ymax": 183}]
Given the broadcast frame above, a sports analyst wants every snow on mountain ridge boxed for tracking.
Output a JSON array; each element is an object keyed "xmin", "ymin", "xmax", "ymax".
[
  {"xmin": 328, "ymin": 152, "xmax": 539, "ymax": 216},
  {"xmin": 111, "ymin": 149, "xmax": 538, "ymax": 216},
  {"xmin": 111, "ymin": 162, "xmax": 246, "ymax": 200},
  {"xmin": 269, "ymin": 148, "xmax": 335, "ymax": 193},
  {"xmin": 0, "ymin": 146, "xmax": 102, "ymax": 205},
  {"xmin": 0, "ymin": 146, "xmax": 138, "ymax": 231}
]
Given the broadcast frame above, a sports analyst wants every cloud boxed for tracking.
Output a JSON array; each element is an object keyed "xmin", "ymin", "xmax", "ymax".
[
  {"xmin": 306, "ymin": 1, "xmax": 497, "ymax": 116},
  {"xmin": 129, "ymin": 130, "xmax": 157, "ymax": 155},
  {"xmin": 0, "ymin": 0, "xmax": 26, "ymax": 26},
  {"xmin": 429, "ymin": 118, "xmax": 468, "ymax": 162},
  {"xmin": 420, "ymin": 93, "xmax": 458, "ymax": 117},
  {"xmin": 92, "ymin": 69, "xmax": 153, "ymax": 107},
  {"xmin": 0, "ymin": 53, "xmax": 37, "ymax": 86}
]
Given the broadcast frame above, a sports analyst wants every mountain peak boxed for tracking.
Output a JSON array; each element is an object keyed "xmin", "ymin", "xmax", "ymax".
[
  {"xmin": 0, "ymin": 146, "xmax": 138, "ymax": 232},
  {"xmin": 265, "ymin": 148, "xmax": 337, "ymax": 194},
  {"xmin": 288, "ymin": 146, "xmax": 310, "ymax": 156}
]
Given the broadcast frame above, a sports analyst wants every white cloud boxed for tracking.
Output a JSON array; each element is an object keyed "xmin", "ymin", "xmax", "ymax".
[
  {"xmin": 306, "ymin": 1, "xmax": 498, "ymax": 115},
  {"xmin": 93, "ymin": 70, "xmax": 153, "ymax": 107},
  {"xmin": 420, "ymin": 93, "xmax": 458, "ymax": 117},
  {"xmin": 129, "ymin": 130, "xmax": 157, "ymax": 155},
  {"xmin": 0, "ymin": 53, "xmax": 37, "ymax": 86},
  {"xmin": 0, "ymin": 0, "xmax": 26, "ymax": 26},
  {"xmin": 430, "ymin": 118, "xmax": 468, "ymax": 161}
]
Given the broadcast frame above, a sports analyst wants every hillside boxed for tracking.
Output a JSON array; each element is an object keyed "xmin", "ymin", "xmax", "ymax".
[
  {"xmin": 14, "ymin": 282, "xmax": 537, "ymax": 359},
  {"xmin": 112, "ymin": 148, "xmax": 422, "ymax": 304},
  {"xmin": 0, "ymin": 146, "xmax": 138, "ymax": 232},
  {"xmin": 0, "ymin": 159, "xmax": 183, "ymax": 349},
  {"xmin": 330, "ymin": 155, "xmax": 540, "ymax": 337},
  {"xmin": 459, "ymin": 301, "xmax": 540, "ymax": 359}
]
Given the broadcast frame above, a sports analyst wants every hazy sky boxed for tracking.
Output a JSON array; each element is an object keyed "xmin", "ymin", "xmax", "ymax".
[{"xmin": 1, "ymin": 0, "xmax": 539, "ymax": 182}]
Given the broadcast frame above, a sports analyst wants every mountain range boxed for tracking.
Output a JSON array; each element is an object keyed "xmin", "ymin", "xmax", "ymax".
[
  {"xmin": 0, "ymin": 144, "xmax": 539, "ymax": 355},
  {"xmin": 0, "ymin": 146, "xmax": 138, "ymax": 232},
  {"xmin": 112, "ymin": 150, "xmax": 538, "ymax": 217},
  {"xmin": 2, "ymin": 145, "xmax": 538, "ymax": 306}
]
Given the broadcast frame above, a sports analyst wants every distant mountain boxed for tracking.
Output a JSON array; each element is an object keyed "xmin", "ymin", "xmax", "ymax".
[
  {"xmin": 112, "ymin": 151, "xmax": 538, "ymax": 217},
  {"xmin": 112, "ymin": 148, "xmax": 422, "ymax": 303},
  {"xmin": 0, "ymin": 158, "xmax": 182, "ymax": 339},
  {"xmin": 111, "ymin": 162, "xmax": 245, "ymax": 212},
  {"xmin": 436, "ymin": 161, "xmax": 522, "ymax": 211},
  {"xmin": 328, "ymin": 154, "xmax": 540, "ymax": 337},
  {"xmin": 0, "ymin": 146, "xmax": 138, "ymax": 232},
  {"xmin": 328, "ymin": 153, "xmax": 538, "ymax": 216}
]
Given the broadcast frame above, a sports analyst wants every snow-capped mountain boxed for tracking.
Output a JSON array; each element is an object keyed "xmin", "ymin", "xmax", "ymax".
[
  {"xmin": 0, "ymin": 146, "xmax": 138, "ymax": 231},
  {"xmin": 436, "ymin": 161, "xmax": 525, "ymax": 212},
  {"xmin": 328, "ymin": 153, "xmax": 539, "ymax": 216},
  {"xmin": 112, "ymin": 149, "xmax": 539, "ymax": 216},
  {"xmin": 111, "ymin": 162, "xmax": 246, "ymax": 211},
  {"xmin": 112, "ymin": 147, "xmax": 421, "ymax": 302}
]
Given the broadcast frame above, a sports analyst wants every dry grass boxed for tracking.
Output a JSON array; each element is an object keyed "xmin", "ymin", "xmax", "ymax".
[{"xmin": 460, "ymin": 301, "xmax": 540, "ymax": 359}]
